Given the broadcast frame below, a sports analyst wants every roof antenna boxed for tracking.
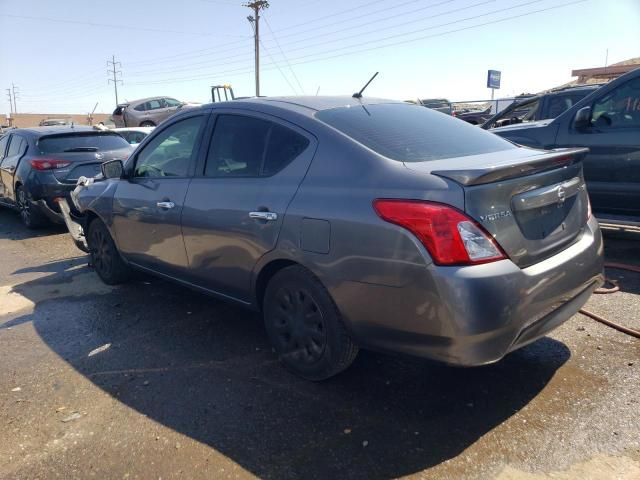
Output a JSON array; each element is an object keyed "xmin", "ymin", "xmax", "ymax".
[{"xmin": 352, "ymin": 72, "xmax": 379, "ymax": 99}]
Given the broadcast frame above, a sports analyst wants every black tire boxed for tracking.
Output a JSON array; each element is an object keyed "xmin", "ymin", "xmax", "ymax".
[
  {"xmin": 140, "ymin": 121, "xmax": 155, "ymax": 127},
  {"xmin": 15, "ymin": 185, "xmax": 47, "ymax": 229},
  {"xmin": 263, "ymin": 265, "xmax": 359, "ymax": 381},
  {"xmin": 87, "ymin": 218, "xmax": 130, "ymax": 285}
]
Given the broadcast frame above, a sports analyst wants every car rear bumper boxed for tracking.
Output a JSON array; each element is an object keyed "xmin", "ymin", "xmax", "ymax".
[{"xmin": 332, "ymin": 217, "xmax": 604, "ymax": 366}]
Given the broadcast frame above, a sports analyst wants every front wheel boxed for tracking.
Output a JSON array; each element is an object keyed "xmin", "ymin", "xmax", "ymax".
[
  {"xmin": 140, "ymin": 121, "xmax": 155, "ymax": 127},
  {"xmin": 263, "ymin": 265, "xmax": 359, "ymax": 381},
  {"xmin": 87, "ymin": 219, "xmax": 130, "ymax": 285}
]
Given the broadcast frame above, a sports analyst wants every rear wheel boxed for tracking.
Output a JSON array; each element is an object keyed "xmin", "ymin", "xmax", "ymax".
[
  {"xmin": 140, "ymin": 121, "xmax": 155, "ymax": 127},
  {"xmin": 15, "ymin": 185, "xmax": 47, "ymax": 229},
  {"xmin": 87, "ymin": 219, "xmax": 130, "ymax": 285},
  {"xmin": 263, "ymin": 265, "xmax": 359, "ymax": 381}
]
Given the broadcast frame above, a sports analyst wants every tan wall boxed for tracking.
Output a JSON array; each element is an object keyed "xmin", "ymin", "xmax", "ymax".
[{"xmin": 1, "ymin": 113, "xmax": 111, "ymax": 128}]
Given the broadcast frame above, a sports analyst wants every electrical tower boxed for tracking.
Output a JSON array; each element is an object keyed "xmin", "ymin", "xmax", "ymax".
[
  {"xmin": 107, "ymin": 55, "xmax": 123, "ymax": 106},
  {"xmin": 245, "ymin": 1, "xmax": 269, "ymax": 97},
  {"xmin": 11, "ymin": 83, "xmax": 19, "ymax": 114},
  {"xmin": 5, "ymin": 88, "xmax": 13, "ymax": 114}
]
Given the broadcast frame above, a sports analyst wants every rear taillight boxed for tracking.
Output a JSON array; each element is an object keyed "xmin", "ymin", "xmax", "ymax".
[
  {"xmin": 30, "ymin": 159, "xmax": 72, "ymax": 171},
  {"xmin": 373, "ymin": 199, "xmax": 506, "ymax": 266}
]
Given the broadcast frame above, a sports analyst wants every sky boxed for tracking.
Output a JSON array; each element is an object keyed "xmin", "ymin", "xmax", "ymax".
[{"xmin": 0, "ymin": 0, "xmax": 639, "ymax": 114}]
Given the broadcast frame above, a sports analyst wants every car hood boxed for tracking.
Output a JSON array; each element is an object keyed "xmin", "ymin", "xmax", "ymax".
[{"xmin": 490, "ymin": 119, "xmax": 553, "ymax": 133}]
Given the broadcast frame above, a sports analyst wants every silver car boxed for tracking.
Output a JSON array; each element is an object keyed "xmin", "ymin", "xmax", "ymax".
[
  {"xmin": 62, "ymin": 96, "xmax": 604, "ymax": 381},
  {"xmin": 111, "ymin": 96, "xmax": 189, "ymax": 128}
]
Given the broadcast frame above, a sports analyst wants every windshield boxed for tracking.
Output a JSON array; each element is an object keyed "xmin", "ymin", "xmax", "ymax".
[
  {"xmin": 316, "ymin": 103, "xmax": 515, "ymax": 162},
  {"xmin": 38, "ymin": 132, "xmax": 130, "ymax": 154}
]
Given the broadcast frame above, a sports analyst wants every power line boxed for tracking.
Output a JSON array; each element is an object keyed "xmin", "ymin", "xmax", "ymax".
[
  {"xmin": 0, "ymin": 13, "xmax": 247, "ymax": 38},
  {"xmin": 126, "ymin": 0, "xmax": 469, "ymax": 78},
  {"xmin": 126, "ymin": 0, "xmax": 534, "ymax": 81},
  {"xmin": 107, "ymin": 55, "xmax": 123, "ymax": 106},
  {"xmin": 262, "ymin": 14, "xmax": 305, "ymax": 95},
  {"xmin": 126, "ymin": 0, "xmax": 585, "ymax": 87}
]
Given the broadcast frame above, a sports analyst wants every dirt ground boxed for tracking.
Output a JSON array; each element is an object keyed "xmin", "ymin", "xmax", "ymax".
[{"xmin": 0, "ymin": 208, "xmax": 638, "ymax": 479}]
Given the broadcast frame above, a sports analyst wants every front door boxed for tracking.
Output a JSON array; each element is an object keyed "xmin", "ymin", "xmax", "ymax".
[
  {"xmin": 556, "ymin": 76, "xmax": 640, "ymax": 217},
  {"xmin": 181, "ymin": 111, "xmax": 316, "ymax": 302},
  {"xmin": 0, "ymin": 134, "xmax": 10, "ymax": 198},
  {"xmin": 112, "ymin": 113, "xmax": 208, "ymax": 276},
  {"xmin": 0, "ymin": 134, "xmax": 28, "ymax": 201}
]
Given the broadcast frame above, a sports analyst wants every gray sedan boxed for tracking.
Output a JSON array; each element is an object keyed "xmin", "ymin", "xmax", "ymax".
[{"xmin": 62, "ymin": 96, "xmax": 604, "ymax": 380}]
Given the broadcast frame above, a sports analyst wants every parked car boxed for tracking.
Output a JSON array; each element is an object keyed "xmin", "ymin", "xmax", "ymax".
[
  {"xmin": 455, "ymin": 107, "xmax": 493, "ymax": 125},
  {"xmin": 482, "ymin": 85, "xmax": 601, "ymax": 129},
  {"xmin": 416, "ymin": 98, "xmax": 453, "ymax": 115},
  {"xmin": 0, "ymin": 126, "xmax": 133, "ymax": 228},
  {"xmin": 113, "ymin": 127, "xmax": 154, "ymax": 146},
  {"xmin": 111, "ymin": 97, "xmax": 195, "ymax": 128},
  {"xmin": 61, "ymin": 96, "xmax": 603, "ymax": 380},
  {"xmin": 489, "ymin": 67, "xmax": 640, "ymax": 223},
  {"xmin": 39, "ymin": 118, "xmax": 69, "ymax": 127}
]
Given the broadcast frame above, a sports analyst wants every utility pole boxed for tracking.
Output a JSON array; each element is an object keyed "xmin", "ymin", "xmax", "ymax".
[
  {"xmin": 11, "ymin": 83, "xmax": 19, "ymax": 114},
  {"xmin": 5, "ymin": 88, "xmax": 13, "ymax": 115},
  {"xmin": 245, "ymin": 1, "xmax": 269, "ymax": 97},
  {"xmin": 107, "ymin": 55, "xmax": 123, "ymax": 106}
]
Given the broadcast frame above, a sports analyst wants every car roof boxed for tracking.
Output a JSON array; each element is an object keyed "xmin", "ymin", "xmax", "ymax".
[
  {"xmin": 206, "ymin": 95, "xmax": 403, "ymax": 116},
  {"xmin": 12, "ymin": 126, "xmax": 119, "ymax": 137}
]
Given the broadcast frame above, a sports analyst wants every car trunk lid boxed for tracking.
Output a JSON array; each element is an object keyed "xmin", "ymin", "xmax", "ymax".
[
  {"xmin": 407, "ymin": 147, "xmax": 590, "ymax": 267},
  {"xmin": 46, "ymin": 148, "xmax": 131, "ymax": 183}
]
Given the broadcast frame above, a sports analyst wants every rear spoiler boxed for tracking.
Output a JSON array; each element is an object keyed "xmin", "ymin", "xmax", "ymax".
[{"xmin": 432, "ymin": 148, "xmax": 589, "ymax": 186}]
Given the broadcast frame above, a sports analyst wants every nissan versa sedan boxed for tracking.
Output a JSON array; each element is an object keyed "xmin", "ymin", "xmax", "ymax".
[{"xmin": 61, "ymin": 96, "xmax": 604, "ymax": 380}]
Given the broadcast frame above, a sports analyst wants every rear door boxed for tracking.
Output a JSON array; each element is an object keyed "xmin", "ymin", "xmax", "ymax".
[
  {"xmin": 112, "ymin": 112, "xmax": 208, "ymax": 276},
  {"xmin": 181, "ymin": 110, "xmax": 315, "ymax": 302},
  {"xmin": 0, "ymin": 134, "xmax": 10, "ymax": 198},
  {"xmin": 555, "ymin": 76, "xmax": 640, "ymax": 217}
]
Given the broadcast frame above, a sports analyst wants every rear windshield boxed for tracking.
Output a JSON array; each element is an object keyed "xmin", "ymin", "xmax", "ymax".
[
  {"xmin": 316, "ymin": 103, "xmax": 515, "ymax": 162},
  {"xmin": 38, "ymin": 132, "xmax": 130, "ymax": 154}
]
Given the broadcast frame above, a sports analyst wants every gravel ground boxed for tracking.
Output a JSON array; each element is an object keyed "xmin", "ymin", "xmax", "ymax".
[{"xmin": 0, "ymin": 209, "xmax": 638, "ymax": 480}]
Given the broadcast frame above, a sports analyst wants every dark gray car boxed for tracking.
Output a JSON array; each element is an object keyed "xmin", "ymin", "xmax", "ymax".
[
  {"xmin": 61, "ymin": 96, "xmax": 604, "ymax": 380},
  {"xmin": 0, "ymin": 127, "xmax": 132, "ymax": 227}
]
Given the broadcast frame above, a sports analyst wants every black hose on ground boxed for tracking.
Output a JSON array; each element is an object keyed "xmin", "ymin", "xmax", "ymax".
[{"xmin": 579, "ymin": 262, "xmax": 640, "ymax": 339}]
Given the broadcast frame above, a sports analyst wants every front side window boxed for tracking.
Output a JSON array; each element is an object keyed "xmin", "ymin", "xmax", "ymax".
[
  {"xmin": 205, "ymin": 114, "xmax": 309, "ymax": 177},
  {"xmin": 164, "ymin": 98, "xmax": 182, "ymax": 108},
  {"xmin": 134, "ymin": 116, "xmax": 204, "ymax": 178},
  {"xmin": 0, "ymin": 135, "xmax": 10, "ymax": 159},
  {"xmin": 591, "ymin": 78, "xmax": 640, "ymax": 129}
]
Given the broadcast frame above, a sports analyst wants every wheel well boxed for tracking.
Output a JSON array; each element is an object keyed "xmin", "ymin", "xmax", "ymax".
[
  {"xmin": 140, "ymin": 121, "xmax": 155, "ymax": 127},
  {"xmin": 255, "ymin": 259, "xmax": 298, "ymax": 310}
]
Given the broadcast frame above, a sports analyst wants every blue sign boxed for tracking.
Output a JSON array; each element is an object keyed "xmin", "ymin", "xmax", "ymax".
[{"xmin": 487, "ymin": 70, "xmax": 501, "ymax": 89}]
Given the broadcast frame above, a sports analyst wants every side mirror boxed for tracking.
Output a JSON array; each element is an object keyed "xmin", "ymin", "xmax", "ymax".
[
  {"xmin": 573, "ymin": 106, "xmax": 592, "ymax": 130},
  {"xmin": 101, "ymin": 159, "xmax": 124, "ymax": 179}
]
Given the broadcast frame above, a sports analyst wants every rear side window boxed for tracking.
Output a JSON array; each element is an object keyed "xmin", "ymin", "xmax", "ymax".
[
  {"xmin": 205, "ymin": 114, "xmax": 309, "ymax": 177},
  {"xmin": 38, "ymin": 133, "xmax": 130, "ymax": 154},
  {"xmin": 133, "ymin": 103, "xmax": 146, "ymax": 112},
  {"xmin": 316, "ymin": 103, "xmax": 514, "ymax": 162}
]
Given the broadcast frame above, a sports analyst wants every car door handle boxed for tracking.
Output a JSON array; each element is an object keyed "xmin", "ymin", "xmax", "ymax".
[
  {"xmin": 249, "ymin": 211, "xmax": 278, "ymax": 221},
  {"xmin": 157, "ymin": 201, "xmax": 175, "ymax": 209}
]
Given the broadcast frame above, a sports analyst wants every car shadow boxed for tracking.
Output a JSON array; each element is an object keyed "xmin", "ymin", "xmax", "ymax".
[
  {"xmin": 5, "ymin": 260, "xmax": 571, "ymax": 479},
  {"xmin": 602, "ymin": 231, "xmax": 640, "ymax": 295},
  {"xmin": 0, "ymin": 208, "xmax": 66, "ymax": 240}
]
